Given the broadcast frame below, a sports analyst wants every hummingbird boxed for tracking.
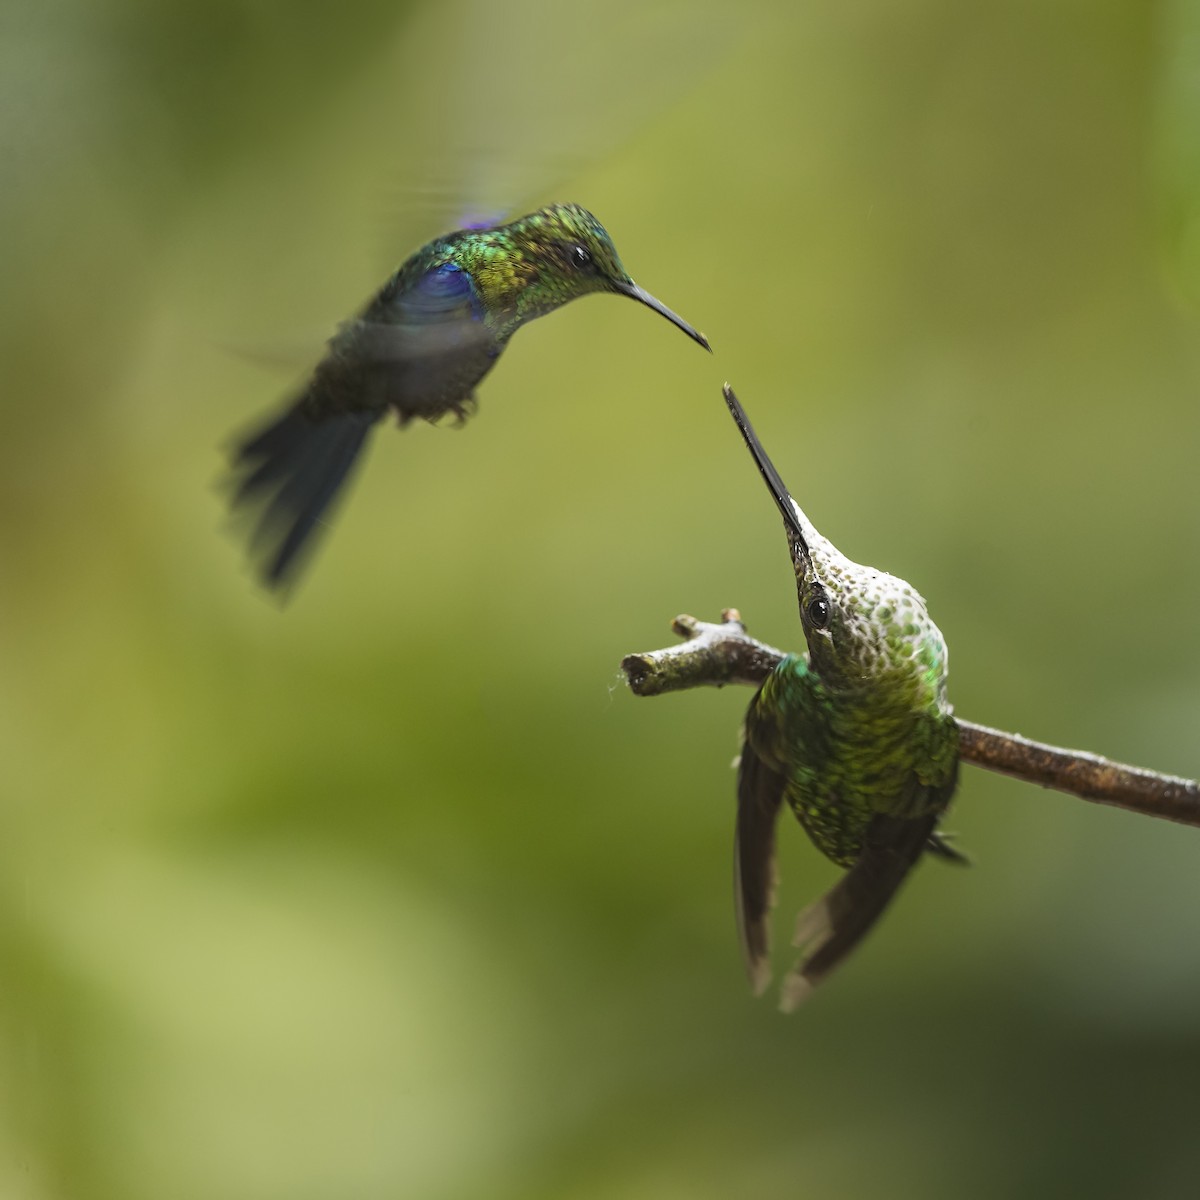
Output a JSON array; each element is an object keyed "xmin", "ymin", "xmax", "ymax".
[
  {"xmin": 722, "ymin": 384, "xmax": 965, "ymax": 1011},
  {"xmin": 228, "ymin": 203, "xmax": 709, "ymax": 593}
]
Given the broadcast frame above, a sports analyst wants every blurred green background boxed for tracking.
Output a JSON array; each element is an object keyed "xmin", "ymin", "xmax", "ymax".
[{"xmin": 4, "ymin": 1, "xmax": 1200, "ymax": 1197}]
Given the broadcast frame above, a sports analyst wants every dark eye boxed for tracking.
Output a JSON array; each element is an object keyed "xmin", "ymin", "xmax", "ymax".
[
  {"xmin": 569, "ymin": 244, "xmax": 592, "ymax": 269},
  {"xmin": 806, "ymin": 593, "xmax": 831, "ymax": 629}
]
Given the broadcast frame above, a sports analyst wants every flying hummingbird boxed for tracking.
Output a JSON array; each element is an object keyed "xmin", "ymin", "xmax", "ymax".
[
  {"xmin": 722, "ymin": 384, "xmax": 965, "ymax": 1011},
  {"xmin": 228, "ymin": 203, "xmax": 709, "ymax": 592}
]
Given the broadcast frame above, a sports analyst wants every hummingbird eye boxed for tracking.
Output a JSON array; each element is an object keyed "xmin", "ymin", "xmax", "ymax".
[
  {"xmin": 568, "ymin": 244, "xmax": 593, "ymax": 270},
  {"xmin": 806, "ymin": 593, "xmax": 831, "ymax": 630}
]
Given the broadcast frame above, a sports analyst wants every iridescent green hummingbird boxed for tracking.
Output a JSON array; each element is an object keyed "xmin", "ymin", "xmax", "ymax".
[
  {"xmin": 723, "ymin": 385, "xmax": 964, "ymax": 1011},
  {"xmin": 228, "ymin": 204, "xmax": 709, "ymax": 592}
]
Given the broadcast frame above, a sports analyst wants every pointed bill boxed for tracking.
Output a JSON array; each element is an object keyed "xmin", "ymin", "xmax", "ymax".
[
  {"xmin": 614, "ymin": 280, "xmax": 710, "ymax": 350},
  {"xmin": 722, "ymin": 384, "xmax": 811, "ymax": 567}
]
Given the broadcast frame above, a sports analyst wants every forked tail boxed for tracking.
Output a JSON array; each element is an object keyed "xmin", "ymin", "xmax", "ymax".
[{"xmin": 228, "ymin": 403, "xmax": 378, "ymax": 593}]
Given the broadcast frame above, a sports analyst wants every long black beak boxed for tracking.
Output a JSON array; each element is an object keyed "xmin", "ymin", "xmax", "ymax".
[
  {"xmin": 615, "ymin": 280, "xmax": 710, "ymax": 351},
  {"xmin": 723, "ymin": 383, "xmax": 811, "ymax": 561}
]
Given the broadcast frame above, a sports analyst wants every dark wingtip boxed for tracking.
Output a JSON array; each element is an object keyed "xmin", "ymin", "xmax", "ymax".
[{"xmin": 734, "ymin": 736, "xmax": 786, "ymax": 999}]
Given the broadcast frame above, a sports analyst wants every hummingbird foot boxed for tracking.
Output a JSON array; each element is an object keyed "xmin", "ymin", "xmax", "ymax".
[
  {"xmin": 428, "ymin": 395, "xmax": 478, "ymax": 427},
  {"xmin": 925, "ymin": 831, "xmax": 972, "ymax": 866}
]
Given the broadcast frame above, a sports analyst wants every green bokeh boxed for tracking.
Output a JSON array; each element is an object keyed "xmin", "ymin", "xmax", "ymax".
[{"xmin": 3, "ymin": 2, "xmax": 1200, "ymax": 1197}]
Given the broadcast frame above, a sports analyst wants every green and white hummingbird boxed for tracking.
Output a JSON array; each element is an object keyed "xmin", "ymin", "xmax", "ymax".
[
  {"xmin": 228, "ymin": 204, "xmax": 709, "ymax": 592},
  {"xmin": 723, "ymin": 385, "xmax": 965, "ymax": 1011}
]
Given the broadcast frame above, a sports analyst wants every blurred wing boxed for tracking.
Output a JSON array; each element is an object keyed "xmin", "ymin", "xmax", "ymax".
[
  {"xmin": 1153, "ymin": 6, "xmax": 1200, "ymax": 312},
  {"xmin": 356, "ymin": 259, "xmax": 494, "ymax": 371},
  {"xmin": 779, "ymin": 810, "xmax": 939, "ymax": 1013},
  {"xmin": 375, "ymin": 0, "xmax": 750, "ymax": 260},
  {"xmin": 357, "ymin": 258, "xmax": 484, "ymax": 338},
  {"xmin": 734, "ymin": 727, "xmax": 786, "ymax": 997},
  {"xmin": 390, "ymin": 260, "xmax": 484, "ymax": 326}
]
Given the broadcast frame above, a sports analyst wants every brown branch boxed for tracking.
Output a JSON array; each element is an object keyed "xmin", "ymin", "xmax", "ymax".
[
  {"xmin": 620, "ymin": 609, "xmax": 784, "ymax": 695},
  {"xmin": 954, "ymin": 720, "xmax": 1200, "ymax": 827},
  {"xmin": 621, "ymin": 610, "xmax": 1200, "ymax": 831}
]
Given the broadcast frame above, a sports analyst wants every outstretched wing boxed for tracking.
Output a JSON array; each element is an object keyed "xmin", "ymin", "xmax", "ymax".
[{"xmin": 734, "ymin": 726, "xmax": 787, "ymax": 997}]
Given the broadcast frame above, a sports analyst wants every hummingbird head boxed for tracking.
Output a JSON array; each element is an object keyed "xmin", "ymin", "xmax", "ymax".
[
  {"xmin": 481, "ymin": 204, "xmax": 709, "ymax": 349},
  {"xmin": 723, "ymin": 385, "xmax": 950, "ymax": 701}
]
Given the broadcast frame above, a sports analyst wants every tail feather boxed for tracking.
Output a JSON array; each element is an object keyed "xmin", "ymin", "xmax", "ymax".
[
  {"xmin": 779, "ymin": 812, "xmax": 938, "ymax": 1012},
  {"xmin": 228, "ymin": 404, "xmax": 378, "ymax": 593},
  {"xmin": 233, "ymin": 412, "xmax": 316, "ymax": 504}
]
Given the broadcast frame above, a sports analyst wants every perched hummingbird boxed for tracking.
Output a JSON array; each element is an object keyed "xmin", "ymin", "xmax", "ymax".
[
  {"xmin": 228, "ymin": 203, "xmax": 709, "ymax": 592},
  {"xmin": 723, "ymin": 385, "xmax": 964, "ymax": 1011}
]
